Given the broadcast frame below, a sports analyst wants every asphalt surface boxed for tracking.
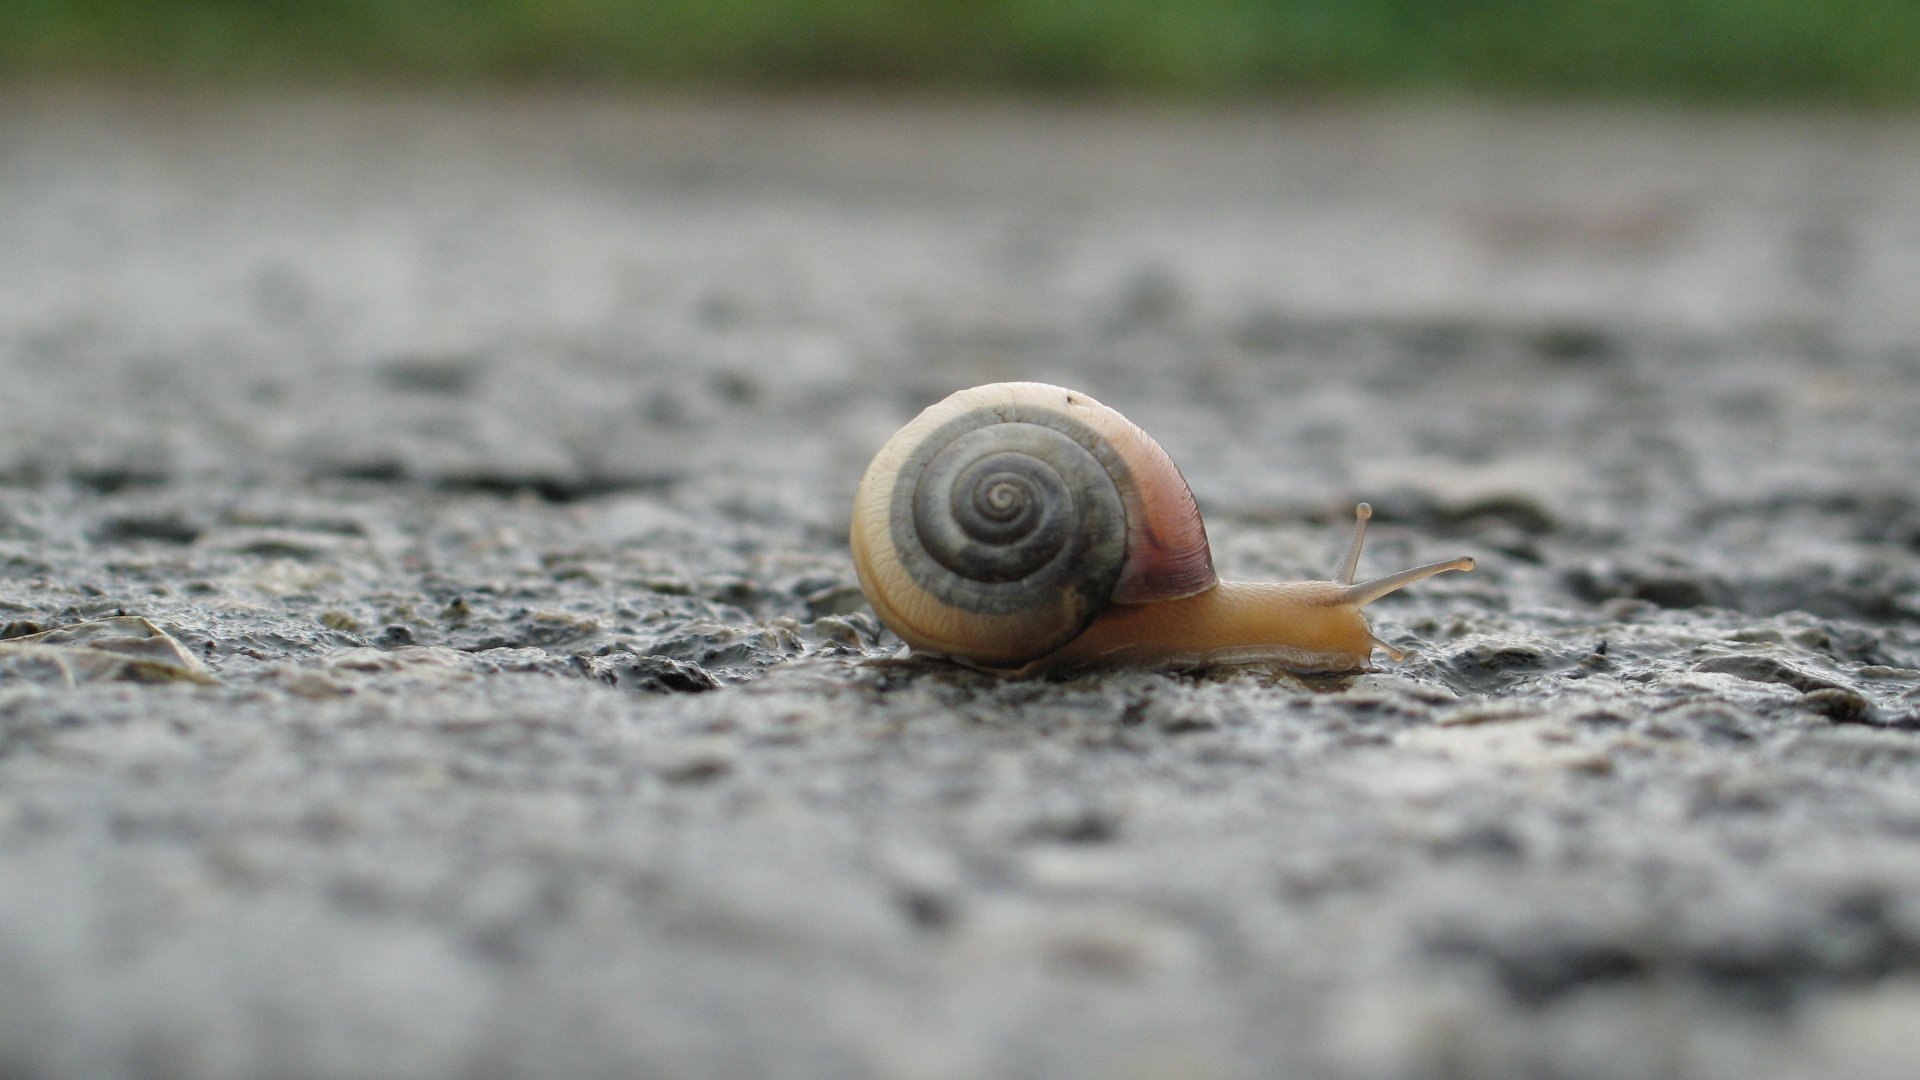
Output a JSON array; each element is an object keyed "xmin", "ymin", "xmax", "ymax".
[{"xmin": 2, "ymin": 90, "xmax": 1919, "ymax": 1079}]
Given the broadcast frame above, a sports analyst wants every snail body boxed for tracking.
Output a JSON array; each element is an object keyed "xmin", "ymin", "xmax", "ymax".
[{"xmin": 851, "ymin": 382, "xmax": 1472, "ymax": 674}]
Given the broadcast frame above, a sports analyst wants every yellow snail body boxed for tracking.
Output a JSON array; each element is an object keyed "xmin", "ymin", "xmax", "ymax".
[{"xmin": 850, "ymin": 382, "xmax": 1474, "ymax": 675}]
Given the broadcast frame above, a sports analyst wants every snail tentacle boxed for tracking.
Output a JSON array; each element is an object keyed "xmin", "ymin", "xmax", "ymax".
[
  {"xmin": 1334, "ymin": 502, "xmax": 1372, "ymax": 585},
  {"xmin": 1336, "ymin": 556, "xmax": 1478, "ymax": 608}
]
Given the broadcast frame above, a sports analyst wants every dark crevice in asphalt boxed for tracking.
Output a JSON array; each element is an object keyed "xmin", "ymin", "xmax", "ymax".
[{"xmin": 317, "ymin": 467, "xmax": 682, "ymax": 504}]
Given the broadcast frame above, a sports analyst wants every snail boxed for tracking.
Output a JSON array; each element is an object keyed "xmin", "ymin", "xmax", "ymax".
[{"xmin": 850, "ymin": 382, "xmax": 1474, "ymax": 674}]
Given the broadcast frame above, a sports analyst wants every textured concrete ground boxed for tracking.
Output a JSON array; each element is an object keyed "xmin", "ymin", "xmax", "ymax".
[{"xmin": 2, "ymin": 90, "xmax": 1919, "ymax": 1079}]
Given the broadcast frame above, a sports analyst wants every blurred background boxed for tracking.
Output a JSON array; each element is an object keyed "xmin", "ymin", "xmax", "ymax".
[
  {"xmin": 5, "ymin": 0, "xmax": 1920, "ymax": 99},
  {"xmin": 3, "ymin": 0, "xmax": 1918, "ymax": 542}
]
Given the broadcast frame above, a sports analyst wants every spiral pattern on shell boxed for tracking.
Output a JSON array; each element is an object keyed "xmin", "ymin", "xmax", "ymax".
[
  {"xmin": 851, "ymin": 382, "xmax": 1218, "ymax": 669},
  {"xmin": 891, "ymin": 405, "xmax": 1129, "ymax": 632}
]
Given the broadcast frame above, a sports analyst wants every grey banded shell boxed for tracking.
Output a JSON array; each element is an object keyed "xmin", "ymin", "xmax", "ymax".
[
  {"xmin": 850, "ymin": 382, "xmax": 1216, "ymax": 669},
  {"xmin": 890, "ymin": 402, "xmax": 1130, "ymax": 627}
]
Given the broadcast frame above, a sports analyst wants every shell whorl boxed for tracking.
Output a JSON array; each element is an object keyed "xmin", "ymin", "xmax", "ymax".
[
  {"xmin": 894, "ymin": 402, "xmax": 1129, "ymax": 618},
  {"xmin": 851, "ymin": 383, "xmax": 1215, "ymax": 669}
]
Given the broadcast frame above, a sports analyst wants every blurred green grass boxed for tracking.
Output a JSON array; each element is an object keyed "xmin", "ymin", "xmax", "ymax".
[{"xmin": 5, "ymin": 0, "xmax": 1917, "ymax": 100}]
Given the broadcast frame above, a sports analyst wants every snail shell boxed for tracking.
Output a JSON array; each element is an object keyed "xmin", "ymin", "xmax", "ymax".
[{"xmin": 851, "ymin": 382, "xmax": 1473, "ymax": 673}]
